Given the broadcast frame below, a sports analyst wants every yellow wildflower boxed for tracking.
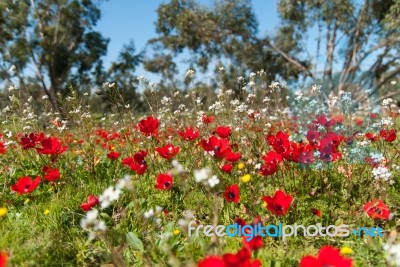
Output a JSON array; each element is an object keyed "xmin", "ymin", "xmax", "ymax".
[
  {"xmin": 0, "ymin": 207, "xmax": 7, "ymax": 217},
  {"xmin": 340, "ymin": 246, "xmax": 353, "ymax": 255},
  {"xmin": 241, "ymin": 174, "xmax": 251, "ymax": 183}
]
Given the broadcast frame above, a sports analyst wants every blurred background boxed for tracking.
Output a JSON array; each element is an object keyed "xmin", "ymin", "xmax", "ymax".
[{"xmin": 0, "ymin": 0, "xmax": 399, "ymax": 114}]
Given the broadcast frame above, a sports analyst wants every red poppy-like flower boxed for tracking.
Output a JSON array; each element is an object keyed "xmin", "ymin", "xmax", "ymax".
[
  {"xmin": 133, "ymin": 150, "xmax": 147, "ymax": 164},
  {"xmin": 370, "ymin": 113, "xmax": 378, "ymax": 119},
  {"xmin": 80, "ymin": 195, "xmax": 99, "ymax": 212},
  {"xmin": 221, "ymin": 164, "xmax": 233, "ymax": 173},
  {"xmin": 311, "ymin": 208, "xmax": 322, "ymax": 217},
  {"xmin": 300, "ymin": 245, "xmax": 353, "ymax": 267},
  {"xmin": 242, "ymin": 235, "xmax": 264, "ymax": 251},
  {"xmin": 0, "ymin": 251, "xmax": 8, "ymax": 267},
  {"xmin": 223, "ymin": 248, "xmax": 261, "ymax": 267},
  {"xmin": 197, "ymin": 248, "xmax": 261, "ymax": 267},
  {"xmin": 107, "ymin": 151, "xmax": 120, "ymax": 160},
  {"xmin": 122, "ymin": 150, "xmax": 148, "ymax": 175},
  {"xmin": 365, "ymin": 132, "xmax": 378, "ymax": 142},
  {"xmin": 354, "ymin": 117, "xmax": 363, "ymax": 126},
  {"xmin": 0, "ymin": 141, "xmax": 6, "ymax": 154},
  {"xmin": 155, "ymin": 144, "xmax": 180, "ymax": 160},
  {"xmin": 201, "ymin": 136, "xmax": 231, "ymax": 159},
  {"xmin": 36, "ymin": 137, "xmax": 67, "ymax": 155},
  {"xmin": 155, "ymin": 173, "xmax": 173, "ymax": 190},
  {"xmin": 306, "ymin": 130, "xmax": 320, "ymax": 145},
  {"xmin": 42, "ymin": 166, "xmax": 60, "ymax": 182},
  {"xmin": 225, "ymin": 151, "xmax": 241, "ymax": 162},
  {"xmin": 298, "ymin": 150, "xmax": 315, "ymax": 165},
  {"xmin": 179, "ymin": 126, "xmax": 199, "ymax": 141},
  {"xmin": 197, "ymin": 256, "xmax": 225, "ymax": 267},
  {"xmin": 380, "ymin": 129, "xmax": 396, "ymax": 142},
  {"xmin": 223, "ymin": 184, "xmax": 240, "ymax": 203},
  {"xmin": 262, "ymin": 151, "xmax": 283, "ymax": 165},
  {"xmin": 215, "ymin": 126, "xmax": 232, "ymax": 138},
  {"xmin": 202, "ymin": 115, "xmax": 215, "ymax": 124},
  {"xmin": 266, "ymin": 131, "xmax": 290, "ymax": 154},
  {"xmin": 138, "ymin": 115, "xmax": 159, "ymax": 136},
  {"xmin": 19, "ymin": 132, "xmax": 46, "ymax": 149},
  {"xmin": 10, "ymin": 176, "xmax": 41, "ymax": 194},
  {"xmin": 363, "ymin": 199, "xmax": 391, "ymax": 220},
  {"xmin": 318, "ymin": 134, "xmax": 342, "ymax": 162},
  {"xmin": 259, "ymin": 163, "xmax": 278, "ymax": 176},
  {"xmin": 262, "ymin": 190, "xmax": 293, "ymax": 216}
]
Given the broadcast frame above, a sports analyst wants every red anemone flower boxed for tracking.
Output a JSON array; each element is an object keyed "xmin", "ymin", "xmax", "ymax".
[
  {"xmin": 223, "ymin": 248, "xmax": 261, "ymax": 267},
  {"xmin": 36, "ymin": 137, "xmax": 67, "ymax": 155},
  {"xmin": 262, "ymin": 190, "xmax": 293, "ymax": 216},
  {"xmin": 362, "ymin": 199, "xmax": 390, "ymax": 220},
  {"xmin": 19, "ymin": 132, "xmax": 46, "ymax": 149},
  {"xmin": 80, "ymin": 195, "xmax": 99, "ymax": 212},
  {"xmin": 0, "ymin": 142, "xmax": 6, "ymax": 154},
  {"xmin": 223, "ymin": 184, "xmax": 240, "ymax": 203},
  {"xmin": 221, "ymin": 164, "xmax": 233, "ymax": 173},
  {"xmin": 242, "ymin": 235, "xmax": 264, "ymax": 251},
  {"xmin": 122, "ymin": 150, "xmax": 148, "ymax": 175},
  {"xmin": 10, "ymin": 176, "xmax": 41, "ymax": 194},
  {"xmin": 200, "ymin": 136, "xmax": 231, "ymax": 159},
  {"xmin": 266, "ymin": 131, "xmax": 290, "ymax": 154},
  {"xmin": 107, "ymin": 151, "xmax": 120, "ymax": 160},
  {"xmin": 155, "ymin": 173, "xmax": 173, "ymax": 190},
  {"xmin": 311, "ymin": 208, "xmax": 322, "ymax": 217},
  {"xmin": 225, "ymin": 151, "xmax": 241, "ymax": 162},
  {"xmin": 380, "ymin": 129, "xmax": 396, "ymax": 142},
  {"xmin": 365, "ymin": 132, "xmax": 378, "ymax": 142},
  {"xmin": 197, "ymin": 248, "xmax": 261, "ymax": 267},
  {"xmin": 138, "ymin": 115, "xmax": 159, "ymax": 136},
  {"xmin": 300, "ymin": 245, "xmax": 353, "ymax": 267},
  {"xmin": 179, "ymin": 126, "xmax": 199, "ymax": 141},
  {"xmin": 197, "ymin": 256, "xmax": 225, "ymax": 267},
  {"xmin": 0, "ymin": 251, "xmax": 8, "ymax": 267},
  {"xmin": 202, "ymin": 115, "xmax": 215, "ymax": 124},
  {"xmin": 155, "ymin": 144, "xmax": 180, "ymax": 160},
  {"xmin": 215, "ymin": 126, "xmax": 232, "ymax": 138},
  {"xmin": 42, "ymin": 166, "xmax": 60, "ymax": 182},
  {"xmin": 262, "ymin": 151, "xmax": 283, "ymax": 165},
  {"xmin": 259, "ymin": 163, "xmax": 278, "ymax": 176}
]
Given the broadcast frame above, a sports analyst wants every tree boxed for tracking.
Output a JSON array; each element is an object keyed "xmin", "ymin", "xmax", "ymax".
[
  {"xmin": 276, "ymin": 0, "xmax": 400, "ymax": 106},
  {"xmin": 0, "ymin": 0, "xmax": 109, "ymax": 113},
  {"xmin": 99, "ymin": 41, "xmax": 145, "ymax": 113},
  {"xmin": 145, "ymin": 0, "xmax": 305, "ymax": 89},
  {"xmin": 147, "ymin": 0, "xmax": 399, "ymax": 108}
]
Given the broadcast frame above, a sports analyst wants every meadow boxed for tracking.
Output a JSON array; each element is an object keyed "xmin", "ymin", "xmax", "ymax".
[{"xmin": 0, "ymin": 73, "xmax": 399, "ymax": 267}]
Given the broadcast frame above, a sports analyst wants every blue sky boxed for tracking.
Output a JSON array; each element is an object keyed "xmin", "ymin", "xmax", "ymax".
[{"xmin": 96, "ymin": 1, "xmax": 282, "ymax": 78}]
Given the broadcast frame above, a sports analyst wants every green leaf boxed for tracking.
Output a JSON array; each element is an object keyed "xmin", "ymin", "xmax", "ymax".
[{"xmin": 126, "ymin": 232, "xmax": 144, "ymax": 251}]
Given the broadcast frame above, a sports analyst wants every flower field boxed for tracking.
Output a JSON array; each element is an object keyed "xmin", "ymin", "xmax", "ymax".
[{"xmin": 0, "ymin": 76, "xmax": 399, "ymax": 267}]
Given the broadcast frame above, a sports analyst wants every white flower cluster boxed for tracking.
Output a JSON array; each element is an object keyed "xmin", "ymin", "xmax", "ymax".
[
  {"xmin": 384, "ymin": 243, "xmax": 400, "ymax": 266},
  {"xmin": 208, "ymin": 101, "xmax": 223, "ymax": 112},
  {"xmin": 311, "ymin": 84, "xmax": 321, "ymax": 93},
  {"xmin": 185, "ymin": 69, "xmax": 195, "ymax": 80},
  {"xmin": 80, "ymin": 209, "xmax": 107, "ymax": 240},
  {"xmin": 161, "ymin": 96, "xmax": 172, "ymax": 105},
  {"xmin": 370, "ymin": 152, "xmax": 385, "ymax": 164},
  {"xmin": 178, "ymin": 210, "xmax": 195, "ymax": 231},
  {"xmin": 144, "ymin": 206, "xmax": 163, "ymax": 219},
  {"xmin": 372, "ymin": 165, "xmax": 392, "ymax": 182},
  {"xmin": 171, "ymin": 160, "xmax": 185, "ymax": 174},
  {"xmin": 194, "ymin": 167, "xmax": 219, "ymax": 188},
  {"xmin": 80, "ymin": 175, "xmax": 133, "ymax": 239},
  {"xmin": 381, "ymin": 117, "xmax": 394, "ymax": 127},
  {"xmin": 382, "ymin": 98, "xmax": 394, "ymax": 106}
]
